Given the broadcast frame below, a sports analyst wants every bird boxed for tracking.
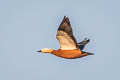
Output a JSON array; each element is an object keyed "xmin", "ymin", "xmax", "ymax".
[{"xmin": 37, "ymin": 16, "xmax": 94, "ymax": 59}]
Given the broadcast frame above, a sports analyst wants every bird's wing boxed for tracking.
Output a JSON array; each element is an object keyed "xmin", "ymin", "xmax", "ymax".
[
  {"xmin": 77, "ymin": 38, "xmax": 90, "ymax": 50},
  {"xmin": 56, "ymin": 16, "xmax": 78, "ymax": 50}
]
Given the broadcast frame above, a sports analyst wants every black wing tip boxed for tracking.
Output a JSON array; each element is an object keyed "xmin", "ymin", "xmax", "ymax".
[
  {"xmin": 58, "ymin": 16, "xmax": 71, "ymax": 31},
  {"xmin": 62, "ymin": 16, "xmax": 71, "ymax": 26},
  {"xmin": 85, "ymin": 38, "xmax": 90, "ymax": 43},
  {"xmin": 64, "ymin": 16, "xmax": 67, "ymax": 18},
  {"xmin": 63, "ymin": 16, "xmax": 69, "ymax": 21}
]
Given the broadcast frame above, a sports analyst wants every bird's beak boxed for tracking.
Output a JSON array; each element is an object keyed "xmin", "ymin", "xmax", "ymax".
[{"xmin": 37, "ymin": 50, "xmax": 41, "ymax": 52}]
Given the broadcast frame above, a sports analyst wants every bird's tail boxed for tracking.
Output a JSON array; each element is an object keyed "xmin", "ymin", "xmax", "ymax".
[{"xmin": 82, "ymin": 51, "xmax": 94, "ymax": 55}]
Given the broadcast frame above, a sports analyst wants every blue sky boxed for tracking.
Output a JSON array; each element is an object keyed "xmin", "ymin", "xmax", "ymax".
[{"xmin": 0, "ymin": 0, "xmax": 120, "ymax": 80}]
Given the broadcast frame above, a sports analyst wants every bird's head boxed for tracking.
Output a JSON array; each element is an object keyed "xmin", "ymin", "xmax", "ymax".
[{"xmin": 37, "ymin": 48, "xmax": 53, "ymax": 53}]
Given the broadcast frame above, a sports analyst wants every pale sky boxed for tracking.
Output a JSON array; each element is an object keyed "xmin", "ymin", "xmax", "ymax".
[{"xmin": 0, "ymin": 0, "xmax": 120, "ymax": 80}]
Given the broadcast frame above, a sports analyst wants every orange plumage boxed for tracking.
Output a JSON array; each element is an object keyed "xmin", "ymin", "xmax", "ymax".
[{"xmin": 52, "ymin": 49, "xmax": 89, "ymax": 59}]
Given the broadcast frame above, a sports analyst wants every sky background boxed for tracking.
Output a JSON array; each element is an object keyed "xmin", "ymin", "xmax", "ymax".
[{"xmin": 0, "ymin": 0, "xmax": 120, "ymax": 80}]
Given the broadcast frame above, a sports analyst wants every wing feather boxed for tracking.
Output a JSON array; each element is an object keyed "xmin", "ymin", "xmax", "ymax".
[{"xmin": 56, "ymin": 16, "xmax": 78, "ymax": 50}]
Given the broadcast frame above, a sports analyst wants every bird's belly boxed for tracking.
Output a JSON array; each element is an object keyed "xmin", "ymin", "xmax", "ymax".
[
  {"xmin": 61, "ymin": 53, "xmax": 79, "ymax": 59},
  {"xmin": 52, "ymin": 49, "xmax": 82, "ymax": 59}
]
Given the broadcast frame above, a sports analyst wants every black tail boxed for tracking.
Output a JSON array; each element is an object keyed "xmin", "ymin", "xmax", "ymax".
[
  {"xmin": 87, "ymin": 52, "xmax": 94, "ymax": 55},
  {"xmin": 77, "ymin": 38, "xmax": 90, "ymax": 50},
  {"xmin": 82, "ymin": 51, "xmax": 94, "ymax": 55}
]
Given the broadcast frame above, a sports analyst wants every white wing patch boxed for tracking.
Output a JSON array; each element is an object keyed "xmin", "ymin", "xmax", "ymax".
[{"xmin": 56, "ymin": 31, "xmax": 77, "ymax": 50}]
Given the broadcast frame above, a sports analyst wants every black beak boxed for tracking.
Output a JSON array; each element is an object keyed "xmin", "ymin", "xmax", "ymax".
[{"xmin": 37, "ymin": 50, "xmax": 41, "ymax": 52}]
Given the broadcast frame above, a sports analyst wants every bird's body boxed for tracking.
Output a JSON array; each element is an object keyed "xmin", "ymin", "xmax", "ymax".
[
  {"xmin": 52, "ymin": 49, "xmax": 88, "ymax": 59},
  {"xmin": 38, "ymin": 16, "xmax": 93, "ymax": 59}
]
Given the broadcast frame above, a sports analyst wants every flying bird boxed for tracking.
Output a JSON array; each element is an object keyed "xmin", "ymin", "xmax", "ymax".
[{"xmin": 37, "ymin": 16, "xmax": 94, "ymax": 59}]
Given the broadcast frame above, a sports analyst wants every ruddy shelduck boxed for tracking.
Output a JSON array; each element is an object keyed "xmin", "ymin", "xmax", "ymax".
[{"xmin": 38, "ymin": 16, "xmax": 94, "ymax": 59}]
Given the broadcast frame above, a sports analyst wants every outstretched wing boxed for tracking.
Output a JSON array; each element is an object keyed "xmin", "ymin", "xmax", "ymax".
[
  {"xmin": 56, "ymin": 16, "xmax": 78, "ymax": 50},
  {"xmin": 77, "ymin": 38, "xmax": 90, "ymax": 50}
]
